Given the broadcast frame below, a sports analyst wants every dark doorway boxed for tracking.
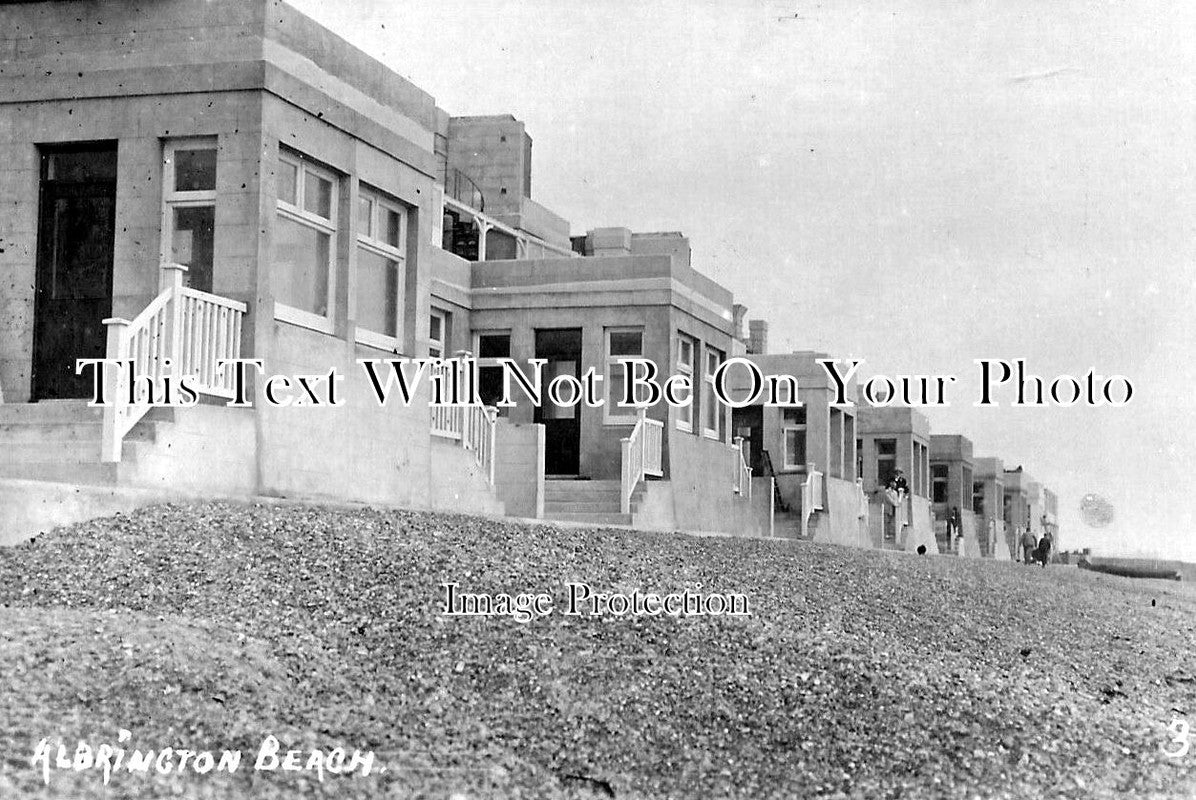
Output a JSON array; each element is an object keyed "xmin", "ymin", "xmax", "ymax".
[
  {"xmin": 32, "ymin": 143, "xmax": 118, "ymax": 400},
  {"xmin": 534, "ymin": 328, "xmax": 582, "ymax": 475}
]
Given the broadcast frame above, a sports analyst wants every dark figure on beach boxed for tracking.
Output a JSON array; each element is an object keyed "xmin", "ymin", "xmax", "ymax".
[
  {"xmin": 1035, "ymin": 534, "xmax": 1053, "ymax": 568},
  {"xmin": 1020, "ymin": 529, "xmax": 1037, "ymax": 565}
]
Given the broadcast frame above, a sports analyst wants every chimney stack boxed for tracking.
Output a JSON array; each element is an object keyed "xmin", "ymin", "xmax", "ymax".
[
  {"xmin": 732, "ymin": 304, "xmax": 748, "ymax": 341},
  {"xmin": 747, "ymin": 319, "xmax": 768, "ymax": 355}
]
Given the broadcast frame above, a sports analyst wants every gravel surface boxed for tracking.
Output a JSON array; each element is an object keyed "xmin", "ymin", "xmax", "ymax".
[{"xmin": 0, "ymin": 501, "xmax": 1193, "ymax": 799}]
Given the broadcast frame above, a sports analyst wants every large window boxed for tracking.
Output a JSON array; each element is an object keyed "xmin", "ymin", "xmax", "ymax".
[
  {"xmin": 782, "ymin": 407, "xmax": 807, "ymax": 469},
  {"xmin": 605, "ymin": 327, "xmax": 644, "ymax": 424},
  {"xmin": 355, "ymin": 185, "xmax": 407, "ymax": 350},
  {"xmin": 676, "ymin": 334, "xmax": 696, "ymax": 432},
  {"xmin": 163, "ymin": 139, "xmax": 216, "ymax": 293},
  {"xmin": 703, "ymin": 346, "xmax": 725, "ymax": 440},
  {"xmin": 272, "ymin": 151, "xmax": 337, "ymax": 332},
  {"xmin": 932, "ymin": 464, "xmax": 949, "ymax": 503}
]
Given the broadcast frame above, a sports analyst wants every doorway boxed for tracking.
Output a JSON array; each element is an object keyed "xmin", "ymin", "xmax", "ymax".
[
  {"xmin": 32, "ymin": 143, "xmax": 118, "ymax": 400},
  {"xmin": 534, "ymin": 328, "xmax": 582, "ymax": 476}
]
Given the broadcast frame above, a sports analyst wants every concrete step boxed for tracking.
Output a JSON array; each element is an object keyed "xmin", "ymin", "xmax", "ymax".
[
  {"xmin": 544, "ymin": 501, "xmax": 639, "ymax": 515},
  {"xmin": 0, "ymin": 461, "xmax": 121, "ymax": 485},
  {"xmin": 0, "ymin": 420, "xmax": 104, "ymax": 442},
  {"xmin": 543, "ymin": 511, "xmax": 634, "ymax": 526},
  {"xmin": 0, "ymin": 401, "xmax": 101, "ymax": 424},
  {"xmin": 545, "ymin": 479, "xmax": 621, "ymax": 494},
  {"xmin": 1, "ymin": 440, "xmax": 105, "ymax": 463}
]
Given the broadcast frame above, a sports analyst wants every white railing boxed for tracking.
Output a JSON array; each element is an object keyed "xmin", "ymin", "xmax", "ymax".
[
  {"xmin": 620, "ymin": 408, "xmax": 663, "ymax": 514},
  {"xmin": 101, "ymin": 264, "xmax": 247, "ymax": 462},
  {"xmin": 800, "ymin": 464, "xmax": 825, "ymax": 539},
  {"xmin": 429, "ymin": 362, "xmax": 465, "ymax": 440},
  {"xmin": 732, "ymin": 436, "xmax": 752, "ymax": 499},
  {"xmin": 427, "ymin": 358, "xmax": 498, "ymax": 486}
]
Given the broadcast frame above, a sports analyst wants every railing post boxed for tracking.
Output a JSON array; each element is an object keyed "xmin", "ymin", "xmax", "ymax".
[
  {"xmin": 100, "ymin": 318, "xmax": 130, "ymax": 463},
  {"xmin": 638, "ymin": 407, "xmax": 647, "ymax": 473},
  {"xmin": 620, "ymin": 437, "xmax": 633, "ymax": 515},
  {"xmin": 487, "ymin": 407, "xmax": 497, "ymax": 486},
  {"xmin": 162, "ymin": 263, "xmax": 187, "ymax": 383},
  {"xmin": 734, "ymin": 435, "xmax": 745, "ymax": 496}
]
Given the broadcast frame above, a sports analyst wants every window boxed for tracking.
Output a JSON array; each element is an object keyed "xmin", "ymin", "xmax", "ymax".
[
  {"xmin": 476, "ymin": 331, "xmax": 511, "ymax": 414},
  {"xmin": 162, "ymin": 139, "xmax": 216, "ymax": 293},
  {"xmin": 973, "ymin": 482, "xmax": 985, "ymax": 515},
  {"xmin": 932, "ymin": 464, "xmax": 949, "ymax": 503},
  {"xmin": 605, "ymin": 328, "xmax": 644, "ymax": 424},
  {"xmin": 856, "ymin": 438, "xmax": 864, "ymax": 482},
  {"xmin": 703, "ymin": 346, "xmax": 725, "ymax": 440},
  {"xmin": 429, "ymin": 309, "xmax": 448, "ymax": 358},
  {"xmin": 676, "ymin": 334, "xmax": 696, "ymax": 432},
  {"xmin": 876, "ymin": 438, "xmax": 897, "ymax": 486},
  {"xmin": 354, "ymin": 185, "xmax": 407, "ymax": 350},
  {"xmin": 782, "ymin": 407, "xmax": 807, "ymax": 469},
  {"xmin": 272, "ymin": 151, "xmax": 337, "ymax": 332}
]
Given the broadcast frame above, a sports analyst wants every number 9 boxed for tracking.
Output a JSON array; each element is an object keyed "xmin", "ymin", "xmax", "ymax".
[{"xmin": 1163, "ymin": 717, "xmax": 1191, "ymax": 758}]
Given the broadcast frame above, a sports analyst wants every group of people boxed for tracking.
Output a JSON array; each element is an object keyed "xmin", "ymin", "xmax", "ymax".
[{"xmin": 1020, "ymin": 528, "xmax": 1054, "ymax": 568}]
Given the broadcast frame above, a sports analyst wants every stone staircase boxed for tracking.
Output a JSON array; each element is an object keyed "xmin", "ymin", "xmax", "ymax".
[
  {"xmin": 542, "ymin": 479, "xmax": 645, "ymax": 526},
  {"xmin": 0, "ymin": 400, "xmax": 142, "ymax": 485}
]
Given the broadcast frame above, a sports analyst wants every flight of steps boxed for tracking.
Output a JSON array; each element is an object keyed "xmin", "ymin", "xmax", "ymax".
[
  {"xmin": 543, "ymin": 479, "xmax": 644, "ymax": 526},
  {"xmin": 0, "ymin": 400, "xmax": 167, "ymax": 486}
]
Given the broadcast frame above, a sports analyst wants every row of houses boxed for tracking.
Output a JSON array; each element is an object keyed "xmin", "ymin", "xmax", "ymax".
[{"xmin": 0, "ymin": 0, "xmax": 1058, "ymax": 558}]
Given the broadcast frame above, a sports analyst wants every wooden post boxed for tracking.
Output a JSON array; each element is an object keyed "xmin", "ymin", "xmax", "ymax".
[
  {"xmin": 162, "ymin": 263, "xmax": 187, "ymax": 384},
  {"xmin": 620, "ymin": 437, "xmax": 633, "ymax": 515},
  {"xmin": 100, "ymin": 318, "xmax": 130, "ymax": 463}
]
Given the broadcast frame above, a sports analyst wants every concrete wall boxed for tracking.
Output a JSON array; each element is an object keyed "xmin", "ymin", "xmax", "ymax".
[
  {"xmin": 667, "ymin": 433, "xmax": 770, "ymax": 537},
  {"xmin": 126, "ymin": 405, "xmax": 257, "ymax": 495},
  {"xmin": 493, "ymin": 419, "xmax": 544, "ymax": 519},
  {"xmin": 427, "ymin": 437, "xmax": 505, "ymax": 516},
  {"xmin": 811, "ymin": 476, "xmax": 870, "ymax": 548}
]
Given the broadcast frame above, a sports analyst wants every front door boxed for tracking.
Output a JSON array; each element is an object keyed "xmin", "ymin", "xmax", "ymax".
[
  {"xmin": 534, "ymin": 328, "xmax": 582, "ymax": 476},
  {"xmin": 32, "ymin": 143, "xmax": 118, "ymax": 400}
]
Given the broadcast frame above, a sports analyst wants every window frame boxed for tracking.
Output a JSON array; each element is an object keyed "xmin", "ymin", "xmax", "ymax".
[
  {"xmin": 675, "ymin": 334, "xmax": 696, "ymax": 432},
  {"xmin": 702, "ymin": 345, "xmax": 725, "ymax": 440},
  {"xmin": 604, "ymin": 326, "xmax": 645, "ymax": 426},
  {"xmin": 353, "ymin": 184, "xmax": 408, "ymax": 352},
  {"xmin": 931, "ymin": 463, "xmax": 950, "ymax": 504},
  {"xmin": 161, "ymin": 137, "xmax": 218, "ymax": 292},
  {"xmin": 429, "ymin": 308, "xmax": 448, "ymax": 359},
  {"xmin": 273, "ymin": 150, "xmax": 338, "ymax": 335},
  {"xmin": 474, "ymin": 330, "xmax": 512, "ymax": 415},
  {"xmin": 782, "ymin": 407, "xmax": 807, "ymax": 470}
]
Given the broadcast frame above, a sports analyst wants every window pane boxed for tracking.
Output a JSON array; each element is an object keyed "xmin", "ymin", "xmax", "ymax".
[
  {"xmin": 174, "ymin": 148, "xmax": 216, "ymax": 192},
  {"xmin": 278, "ymin": 161, "xmax": 298, "ymax": 205},
  {"xmin": 44, "ymin": 148, "xmax": 117, "ymax": 182},
  {"xmin": 786, "ymin": 430, "xmax": 806, "ymax": 466},
  {"xmin": 609, "ymin": 330, "xmax": 642, "ymax": 356},
  {"xmin": 357, "ymin": 196, "xmax": 372, "ymax": 236},
  {"xmin": 356, "ymin": 248, "xmax": 398, "ymax": 336},
  {"xmin": 609, "ymin": 369, "xmax": 627, "ymax": 409},
  {"xmin": 478, "ymin": 334, "xmax": 511, "ymax": 358},
  {"xmin": 877, "ymin": 439, "xmax": 896, "ymax": 455},
  {"xmin": 171, "ymin": 205, "xmax": 215, "ymax": 293},
  {"xmin": 304, "ymin": 172, "xmax": 333, "ymax": 218},
  {"xmin": 271, "ymin": 214, "xmax": 329, "ymax": 316},
  {"xmin": 383, "ymin": 207, "xmax": 402, "ymax": 247},
  {"xmin": 429, "ymin": 313, "xmax": 442, "ymax": 342},
  {"xmin": 783, "ymin": 407, "xmax": 806, "ymax": 425}
]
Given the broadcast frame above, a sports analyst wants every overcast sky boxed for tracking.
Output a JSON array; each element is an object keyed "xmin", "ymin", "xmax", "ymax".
[{"xmin": 290, "ymin": 0, "xmax": 1195, "ymax": 560}]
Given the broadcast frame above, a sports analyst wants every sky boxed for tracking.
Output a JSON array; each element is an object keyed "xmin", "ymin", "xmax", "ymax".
[{"xmin": 289, "ymin": 0, "xmax": 1196, "ymax": 560}]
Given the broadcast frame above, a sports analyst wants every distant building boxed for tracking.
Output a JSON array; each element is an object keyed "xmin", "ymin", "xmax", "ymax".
[{"xmin": 857, "ymin": 404, "xmax": 938, "ymax": 554}]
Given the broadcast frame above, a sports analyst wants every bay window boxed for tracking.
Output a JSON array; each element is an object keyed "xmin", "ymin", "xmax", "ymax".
[
  {"xmin": 354, "ymin": 185, "xmax": 407, "ymax": 350},
  {"xmin": 703, "ymin": 346, "xmax": 724, "ymax": 440},
  {"xmin": 272, "ymin": 151, "xmax": 337, "ymax": 332},
  {"xmin": 676, "ymin": 334, "xmax": 696, "ymax": 432}
]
